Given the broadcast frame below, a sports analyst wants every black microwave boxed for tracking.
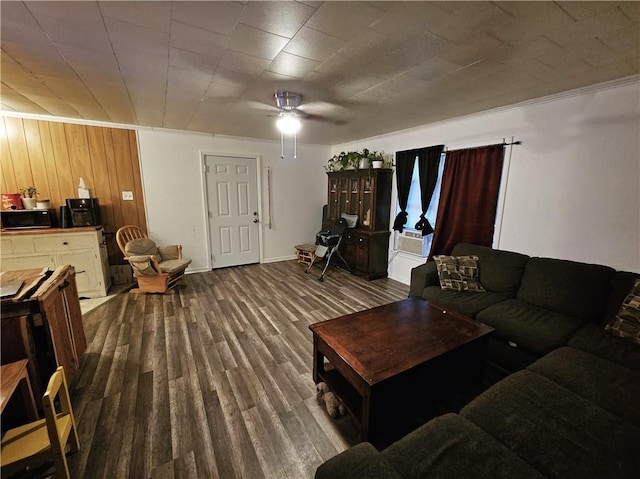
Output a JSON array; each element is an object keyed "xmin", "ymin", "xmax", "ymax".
[{"xmin": 1, "ymin": 208, "xmax": 58, "ymax": 229}]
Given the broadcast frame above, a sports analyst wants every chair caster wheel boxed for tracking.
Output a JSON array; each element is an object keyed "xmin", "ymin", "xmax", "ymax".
[{"xmin": 318, "ymin": 277, "xmax": 324, "ymax": 282}]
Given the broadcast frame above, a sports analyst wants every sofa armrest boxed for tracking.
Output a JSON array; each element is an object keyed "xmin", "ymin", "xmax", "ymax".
[
  {"xmin": 409, "ymin": 261, "xmax": 439, "ymax": 297},
  {"xmin": 315, "ymin": 443, "xmax": 402, "ymax": 479}
]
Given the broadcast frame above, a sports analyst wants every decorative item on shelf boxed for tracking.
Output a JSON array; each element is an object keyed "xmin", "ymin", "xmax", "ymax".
[
  {"xmin": 77, "ymin": 177, "xmax": 91, "ymax": 198},
  {"xmin": 2, "ymin": 193, "xmax": 23, "ymax": 210},
  {"xmin": 363, "ymin": 208, "xmax": 371, "ymax": 226},
  {"xmin": 36, "ymin": 199, "xmax": 52, "ymax": 209},
  {"xmin": 363, "ymin": 149, "xmax": 387, "ymax": 169},
  {"xmin": 19, "ymin": 186, "xmax": 38, "ymax": 209}
]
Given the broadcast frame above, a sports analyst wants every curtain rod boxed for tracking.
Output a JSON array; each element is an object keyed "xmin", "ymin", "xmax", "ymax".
[{"xmin": 444, "ymin": 140, "xmax": 521, "ymax": 152}]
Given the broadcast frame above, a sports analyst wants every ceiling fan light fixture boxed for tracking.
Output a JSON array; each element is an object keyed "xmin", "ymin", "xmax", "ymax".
[{"xmin": 276, "ymin": 114, "xmax": 301, "ymax": 134}]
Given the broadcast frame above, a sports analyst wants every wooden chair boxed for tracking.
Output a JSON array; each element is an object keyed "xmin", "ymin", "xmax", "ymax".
[
  {"xmin": 116, "ymin": 225, "xmax": 191, "ymax": 294},
  {"xmin": 1, "ymin": 367, "xmax": 80, "ymax": 479}
]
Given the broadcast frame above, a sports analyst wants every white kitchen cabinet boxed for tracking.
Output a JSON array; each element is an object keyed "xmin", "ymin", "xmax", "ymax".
[{"xmin": 0, "ymin": 227, "xmax": 111, "ymax": 298}]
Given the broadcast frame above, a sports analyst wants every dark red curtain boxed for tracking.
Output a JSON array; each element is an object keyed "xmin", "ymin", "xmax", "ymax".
[{"xmin": 428, "ymin": 145, "xmax": 505, "ymax": 257}]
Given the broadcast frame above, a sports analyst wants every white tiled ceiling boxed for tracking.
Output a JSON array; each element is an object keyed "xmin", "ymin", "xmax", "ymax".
[{"xmin": 1, "ymin": 1, "xmax": 638, "ymax": 144}]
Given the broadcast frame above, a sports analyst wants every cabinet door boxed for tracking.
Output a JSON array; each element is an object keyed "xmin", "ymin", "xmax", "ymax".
[
  {"xmin": 346, "ymin": 178, "xmax": 359, "ymax": 216},
  {"xmin": 327, "ymin": 177, "xmax": 340, "ymax": 221},
  {"xmin": 338, "ymin": 178, "xmax": 350, "ymax": 218},
  {"xmin": 355, "ymin": 233, "xmax": 370, "ymax": 273},
  {"xmin": 56, "ymin": 250, "xmax": 100, "ymax": 295},
  {"xmin": 342, "ymin": 230, "xmax": 357, "ymax": 270},
  {"xmin": 359, "ymin": 175, "xmax": 375, "ymax": 229}
]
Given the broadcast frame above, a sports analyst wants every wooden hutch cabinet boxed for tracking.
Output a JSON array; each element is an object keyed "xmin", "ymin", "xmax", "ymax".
[{"xmin": 324, "ymin": 169, "xmax": 393, "ymax": 280}]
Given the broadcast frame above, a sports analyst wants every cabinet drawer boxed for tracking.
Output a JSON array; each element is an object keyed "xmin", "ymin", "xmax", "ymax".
[
  {"xmin": 33, "ymin": 234, "xmax": 95, "ymax": 252},
  {"xmin": 1, "ymin": 237, "xmax": 35, "ymax": 255}
]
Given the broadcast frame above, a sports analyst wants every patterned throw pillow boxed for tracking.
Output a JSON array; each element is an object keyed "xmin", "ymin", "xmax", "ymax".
[
  {"xmin": 434, "ymin": 255, "xmax": 486, "ymax": 292},
  {"xmin": 605, "ymin": 278, "xmax": 640, "ymax": 345}
]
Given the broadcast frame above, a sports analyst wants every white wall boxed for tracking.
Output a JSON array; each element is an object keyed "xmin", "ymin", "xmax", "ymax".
[
  {"xmin": 332, "ymin": 78, "xmax": 640, "ymax": 283},
  {"xmin": 137, "ymin": 129, "xmax": 329, "ymax": 272}
]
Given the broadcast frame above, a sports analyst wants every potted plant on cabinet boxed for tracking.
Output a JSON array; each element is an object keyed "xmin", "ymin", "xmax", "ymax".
[
  {"xmin": 364, "ymin": 149, "xmax": 386, "ymax": 168},
  {"xmin": 326, "ymin": 151, "xmax": 358, "ymax": 171},
  {"xmin": 19, "ymin": 186, "xmax": 38, "ymax": 209},
  {"xmin": 325, "ymin": 149, "xmax": 390, "ymax": 171}
]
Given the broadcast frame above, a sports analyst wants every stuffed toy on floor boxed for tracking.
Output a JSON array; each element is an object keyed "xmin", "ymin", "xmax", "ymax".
[{"xmin": 316, "ymin": 382, "xmax": 346, "ymax": 418}]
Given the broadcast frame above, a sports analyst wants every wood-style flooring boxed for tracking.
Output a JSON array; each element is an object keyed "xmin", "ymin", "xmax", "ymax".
[{"xmin": 67, "ymin": 260, "xmax": 409, "ymax": 478}]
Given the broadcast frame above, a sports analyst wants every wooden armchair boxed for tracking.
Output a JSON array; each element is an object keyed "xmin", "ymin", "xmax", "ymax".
[
  {"xmin": 116, "ymin": 225, "xmax": 191, "ymax": 294},
  {"xmin": 1, "ymin": 367, "xmax": 80, "ymax": 479}
]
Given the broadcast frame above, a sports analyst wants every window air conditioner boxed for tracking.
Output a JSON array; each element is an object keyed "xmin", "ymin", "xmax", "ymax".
[{"xmin": 396, "ymin": 230, "xmax": 424, "ymax": 256}]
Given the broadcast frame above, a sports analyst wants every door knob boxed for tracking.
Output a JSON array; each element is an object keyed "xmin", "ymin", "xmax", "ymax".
[{"xmin": 253, "ymin": 219, "xmax": 259, "ymax": 223}]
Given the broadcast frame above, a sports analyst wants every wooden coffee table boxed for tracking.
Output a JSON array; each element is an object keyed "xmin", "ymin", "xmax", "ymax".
[{"xmin": 309, "ymin": 297, "xmax": 494, "ymax": 444}]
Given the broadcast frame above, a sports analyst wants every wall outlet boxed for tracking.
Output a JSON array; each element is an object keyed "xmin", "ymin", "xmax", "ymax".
[{"xmin": 122, "ymin": 191, "xmax": 134, "ymax": 201}]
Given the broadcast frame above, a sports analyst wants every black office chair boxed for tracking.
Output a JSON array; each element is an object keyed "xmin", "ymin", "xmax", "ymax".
[{"xmin": 306, "ymin": 218, "xmax": 351, "ymax": 282}]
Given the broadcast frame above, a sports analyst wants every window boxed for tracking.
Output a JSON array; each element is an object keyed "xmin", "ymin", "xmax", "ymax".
[{"xmin": 401, "ymin": 153, "xmax": 446, "ymax": 256}]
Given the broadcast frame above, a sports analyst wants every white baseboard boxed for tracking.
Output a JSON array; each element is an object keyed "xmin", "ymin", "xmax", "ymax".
[{"xmin": 263, "ymin": 254, "xmax": 297, "ymax": 263}]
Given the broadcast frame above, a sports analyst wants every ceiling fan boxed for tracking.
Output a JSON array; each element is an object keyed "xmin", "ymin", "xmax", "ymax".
[{"xmin": 273, "ymin": 91, "xmax": 304, "ymax": 135}]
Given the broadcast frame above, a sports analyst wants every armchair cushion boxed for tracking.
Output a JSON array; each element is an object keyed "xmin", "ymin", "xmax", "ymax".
[
  {"xmin": 127, "ymin": 255, "xmax": 160, "ymax": 276},
  {"xmin": 125, "ymin": 238, "xmax": 159, "ymax": 257},
  {"xmin": 159, "ymin": 259, "xmax": 192, "ymax": 275},
  {"xmin": 158, "ymin": 245, "xmax": 181, "ymax": 261}
]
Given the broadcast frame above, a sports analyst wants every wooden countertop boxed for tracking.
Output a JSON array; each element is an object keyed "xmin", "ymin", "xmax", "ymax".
[{"xmin": 0, "ymin": 226, "xmax": 103, "ymax": 236}]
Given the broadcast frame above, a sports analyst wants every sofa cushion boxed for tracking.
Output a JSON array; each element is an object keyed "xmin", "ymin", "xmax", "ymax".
[
  {"xmin": 461, "ymin": 370, "xmax": 640, "ymax": 479},
  {"xmin": 568, "ymin": 324, "xmax": 640, "ymax": 371},
  {"xmin": 434, "ymin": 255, "xmax": 485, "ymax": 292},
  {"xmin": 315, "ymin": 442, "xmax": 402, "ymax": 479},
  {"xmin": 451, "ymin": 243, "xmax": 529, "ymax": 297},
  {"xmin": 605, "ymin": 278, "xmax": 640, "ymax": 345},
  {"xmin": 423, "ymin": 286, "xmax": 507, "ymax": 319},
  {"xmin": 528, "ymin": 347, "xmax": 640, "ymax": 428},
  {"xmin": 516, "ymin": 257, "xmax": 615, "ymax": 323},
  {"xmin": 477, "ymin": 299, "xmax": 586, "ymax": 355},
  {"xmin": 383, "ymin": 413, "xmax": 545, "ymax": 479}
]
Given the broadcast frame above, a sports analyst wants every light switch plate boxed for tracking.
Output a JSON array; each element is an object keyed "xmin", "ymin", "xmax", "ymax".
[{"xmin": 122, "ymin": 191, "xmax": 134, "ymax": 201}]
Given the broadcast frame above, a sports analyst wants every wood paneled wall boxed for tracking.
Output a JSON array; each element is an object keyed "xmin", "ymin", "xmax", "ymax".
[{"xmin": 0, "ymin": 116, "xmax": 147, "ymax": 264}]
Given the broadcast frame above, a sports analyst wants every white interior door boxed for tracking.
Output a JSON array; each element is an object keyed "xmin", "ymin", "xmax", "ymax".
[{"xmin": 205, "ymin": 155, "xmax": 260, "ymax": 269}]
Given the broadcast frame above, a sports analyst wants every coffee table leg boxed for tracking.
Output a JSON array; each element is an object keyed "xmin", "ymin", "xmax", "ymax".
[
  {"xmin": 361, "ymin": 388, "xmax": 372, "ymax": 443},
  {"xmin": 312, "ymin": 335, "xmax": 324, "ymax": 383}
]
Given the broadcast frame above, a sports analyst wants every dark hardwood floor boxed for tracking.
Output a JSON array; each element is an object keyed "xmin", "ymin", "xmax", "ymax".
[{"xmin": 67, "ymin": 260, "xmax": 409, "ymax": 478}]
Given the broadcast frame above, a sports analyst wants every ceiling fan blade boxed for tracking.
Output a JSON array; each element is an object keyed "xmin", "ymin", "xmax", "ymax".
[
  {"xmin": 245, "ymin": 100, "xmax": 280, "ymax": 112},
  {"xmin": 300, "ymin": 111, "xmax": 348, "ymax": 126},
  {"xmin": 294, "ymin": 101, "xmax": 350, "ymax": 125}
]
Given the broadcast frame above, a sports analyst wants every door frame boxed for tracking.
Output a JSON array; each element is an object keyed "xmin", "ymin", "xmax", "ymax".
[{"xmin": 200, "ymin": 152, "xmax": 264, "ymax": 270}]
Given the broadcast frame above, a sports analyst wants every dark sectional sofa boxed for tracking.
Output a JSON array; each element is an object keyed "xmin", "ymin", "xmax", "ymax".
[{"xmin": 316, "ymin": 243, "xmax": 640, "ymax": 478}]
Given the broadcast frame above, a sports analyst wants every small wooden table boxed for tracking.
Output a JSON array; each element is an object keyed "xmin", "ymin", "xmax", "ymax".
[
  {"xmin": 1, "ymin": 359, "xmax": 39, "ymax": 421},
  {"xmin": 309, "ymin": 298, "xmax": 494, "ymax": 444},
  {"xmin": 294, "ymin": 243, "xmax": 317, "ymax": 266}
]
